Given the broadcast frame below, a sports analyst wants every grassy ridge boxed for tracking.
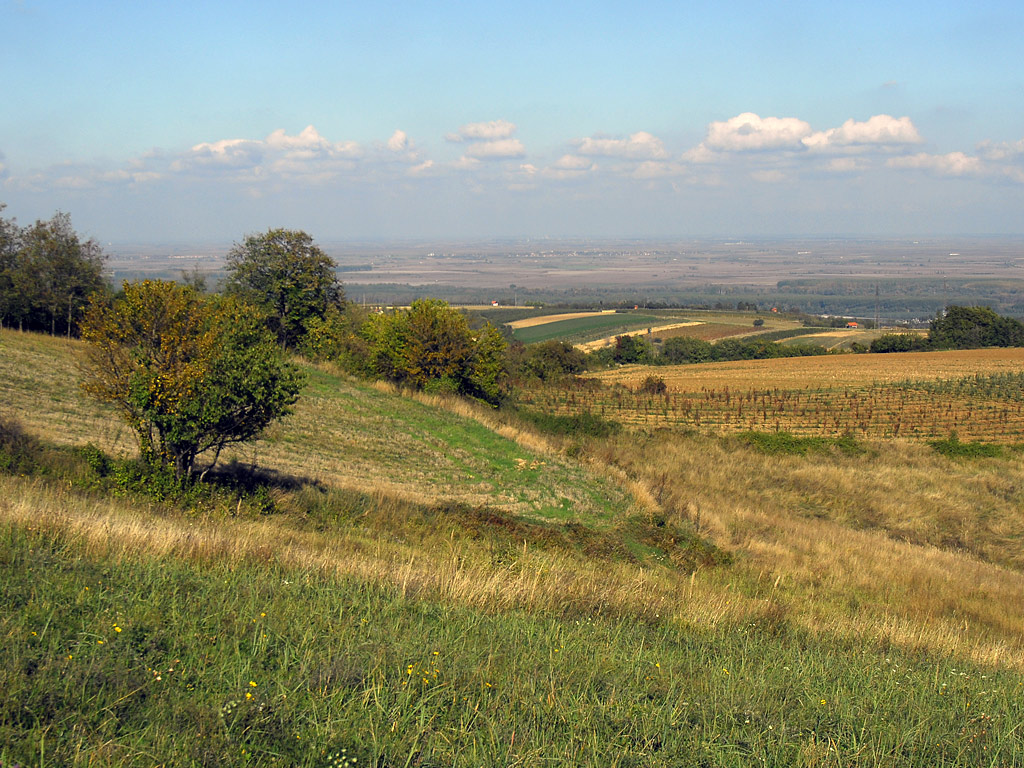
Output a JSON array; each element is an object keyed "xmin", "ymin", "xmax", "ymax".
[
  {"xmin": 4, "ymin": 519, "xmax": 1023, "ymax": 767},
  {"xmin": 6, "ymin": 329, "xmax": 1024, "ymax": 765},
  {"xmin": 0, "ymin": 329, "xmax": 632, "ymax": 520}
]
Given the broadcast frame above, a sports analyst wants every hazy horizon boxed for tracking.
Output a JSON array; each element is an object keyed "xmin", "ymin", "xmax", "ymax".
[{"xmin": 3, "ymin": 1, "xmax": 1023, "ymax": 242}]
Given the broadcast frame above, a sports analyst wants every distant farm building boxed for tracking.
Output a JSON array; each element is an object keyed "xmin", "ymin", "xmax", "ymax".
[{"xmin": 846, "ymin": 321, "xmax": 859, "ymax": 328}]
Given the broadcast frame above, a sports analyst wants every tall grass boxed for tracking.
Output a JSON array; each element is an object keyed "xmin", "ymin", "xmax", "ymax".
[{"xmin": 3, "ymin": 517, "xmax": 1023, "ymax": 767}]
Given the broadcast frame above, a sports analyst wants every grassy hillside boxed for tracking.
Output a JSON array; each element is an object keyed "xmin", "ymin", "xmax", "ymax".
[{"xmin": 3, "ymin": 329, "xmax": 1024, "ymax": 766}]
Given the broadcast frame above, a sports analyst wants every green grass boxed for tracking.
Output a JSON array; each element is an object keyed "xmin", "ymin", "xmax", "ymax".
[
  {"xmin": 735, "ymin": 431, "xmax": 867, "ymax": 456},
  {"xmin": 3, "ymin": 522, "xmax": 1022, "ymax": 767},
  {"xmin": 512, "ymin": 313, "xmax": 661, "ymax": 344},
  {"xmin": 0, "ymin": 329, "xmax": 633, "ymax": 523},
  {"xmin": 928, "ymin": 435, "xmax": 1009, "ymax": 459}
]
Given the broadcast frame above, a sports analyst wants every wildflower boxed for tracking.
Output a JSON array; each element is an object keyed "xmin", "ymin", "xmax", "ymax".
[
  {"xmin": 249, "ymin": 681, "xmax": 257, "ymax": 687},
  {"xmin": 114, "ymin": 625, "xmax": 122, "ymax": 633}
]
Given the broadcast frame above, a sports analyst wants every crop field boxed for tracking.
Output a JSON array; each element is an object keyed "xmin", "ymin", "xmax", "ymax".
[
  {"xmin": 519, "ymin": 349, "xmax": 1024, "ymax": 441},
  {"xmin": 778, "ymin": 329, "xmax": 920, "ymax": 350},
  {"xmin": 651, "ymin": 321, "xmax": 764, "ymax": 342},
  {"xmin": 510, "ymin": 312, "xmax": 662, "ymax": 343}
]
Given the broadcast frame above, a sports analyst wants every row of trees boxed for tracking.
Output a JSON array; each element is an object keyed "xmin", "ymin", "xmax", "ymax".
[
  {"xmin": 870, "ymin": 306, "xmax": 1024, "ymax": 353},
  {"xmin": 0, "ymin": 206, "xmax": 105, "ymax": 335}
]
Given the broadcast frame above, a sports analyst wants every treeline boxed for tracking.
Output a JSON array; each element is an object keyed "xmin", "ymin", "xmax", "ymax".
[
  {"xmin": 870, "ymin": 306, "xmax": 1024, "ymax": 353},
  {"xmin": 0, "ymin": 207, "xmax": 105, "ymax": 335}
]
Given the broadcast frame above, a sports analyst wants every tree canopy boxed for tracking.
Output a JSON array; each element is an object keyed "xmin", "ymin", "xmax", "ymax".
[
  {"xmin": 0, "ymin": 207, "xmax": 106, "ymax": 335},
  {"xmin": 80, "ymin": 280, "xmax": 304, "ymax": 480},
  {"xmin": 360, "ymin": 299, "xmax": 508, "ymax": 404},
  {"xmin": 225, "ymin": 228, "xmax": 344, "ymax": 349},
  {"xmin": 929, "ymin": 305, "xmax": 1024, "ymax": 349}
]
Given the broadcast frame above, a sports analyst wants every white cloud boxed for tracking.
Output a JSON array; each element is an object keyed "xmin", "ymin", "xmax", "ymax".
[
  {"xmin": 680, "ymin": 143, "xmax": 717, "ymax": 164},
  {"xmin": 977, "ymin": 138, "xmax": 1024, "ymax": 161},
  {"xmin": 542, "ymin": 154, "xmax": 597, "ymax": 180},
  {"xmin": 463, "ymin": 138, "xmax": 526, "ymax": 160},
  {"xmin": 446, "ymin": 119, "xmax": 517, "ymax": 142},
  {"xmin": 803, "ymin": 115, "xmax": 921, "ymax": 150},
  {"xmin": 887, "ymin": 152, "xmax": 985, "ymax": 176},
  {"xmin": 408, "ymin": 159, "xmax": 434, "ymax": 175},
  {"xmin": 553, "ymin": 154, "xmax": 594, "ymax": 171},
  {"xmin": 454, "ymin": 155, "xmax": 482, "ymax": 170},
  {"xmin": 576, "ymin": 131, "xmax": 668, "ymax": 160},
  {"xmin": 705, "ymin": 113, "xmax": 812, "ymax": 151},
  {"xmin": 387, "ymin": 129, "xmax": 410, "ymax": 152}
]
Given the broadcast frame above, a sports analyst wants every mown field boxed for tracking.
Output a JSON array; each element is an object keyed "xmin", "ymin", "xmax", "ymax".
[
  {"xmin": 4, "ymin": 329, "xmax": 1024, "ymax": 766},
  {"xmin": 503, "ymin": 307, "xmax": 827, "ymax": 350}
]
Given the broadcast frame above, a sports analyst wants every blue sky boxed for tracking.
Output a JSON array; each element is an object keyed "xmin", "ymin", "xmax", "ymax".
[{"xmin": 2, "ymin": 0, "xmax": 1023, "ymax": 241}]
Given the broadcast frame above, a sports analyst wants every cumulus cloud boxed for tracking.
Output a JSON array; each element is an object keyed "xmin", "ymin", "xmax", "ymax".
[
  {"xmin": 463, "ymin": 138, "xmax": 526, "ymax": 160},
  {"xmin": 691, "ymin": 113, "xmax": 923, "ymax": 163},
  {"xmin": 177, "ymin": 125, "xmax": 362, "ymax": 179},
  {"xmin": 387, "ymin": 130, "xmax": 410, "ymax": 152},
  {"xmin": 408, "ymin": 159, "xmax": 434, "ymax": 176},
  {"xmin": 705, "ymin": 113, "xmax": 812, "ymax": 151},
  {"xmin": 803, "ymin": 115, "xmax": 921, "ymax": 150},
  {"xmin": 887, "ymin": 152, "xmax": 985, "ymax": 176},
  {"xmin": 977, "ymin": 138, "xmax": 1024, "ymax": 161},
  {"xmin": 446, "ymin": 120, "xmax": 525, "ymax": 164},
  {"xmin": 446, "ymin": 119, "xmax": 517, "ymax": 143},
  {"xmin": 542, "ymin": 154, "xmax": 597, "ymax": 180},
  {"xmin": 576, "ymin": 131, "xmax": 668, "ymax": 160},
  {"xmin": 552, "ymin": 154, "xmax": 594, "ymax": 171}
]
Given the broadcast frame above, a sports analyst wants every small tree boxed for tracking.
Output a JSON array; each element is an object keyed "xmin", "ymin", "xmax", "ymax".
[
  {"xmin": 80, "ymin": 280, "xmax": 304, "ymax": 480},
  {"xmin": 360, "ymin": 299, "xmax": 508, "ymax": 404},
  {"xmin": 225, "ymin": 228, "xmax": 344, "ymax": 349}
]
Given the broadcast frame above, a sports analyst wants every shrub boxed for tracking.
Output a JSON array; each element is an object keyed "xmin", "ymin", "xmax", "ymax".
[{"xmin": 80, "ymin": 280, "xmax": 304, "ymax": 481}]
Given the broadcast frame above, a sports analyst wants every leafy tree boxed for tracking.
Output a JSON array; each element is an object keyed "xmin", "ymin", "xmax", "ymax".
[
  {"xmin": 928, "ymin": 305, "xmax": 1024, "ymax": 349},
  {"xmin": 80, "ymin": 280, "xmax": 304, "ymax": 481},
  {"xmin": 660, "ymin": 336, "xmax": 712, "ymax": 364},
  {"xmin": 869, "ymin": 333, "xmax": 928, "ymax": 353},
  {"xmin": 0, "ymin": 209, "xmax": 105, "ymax": 334},
  {"xmin": 360, "ymin": 299, "xmax": 507, "ymax": 404},
  {"xmin": 225, "ymin": 228, "xmax": 344, "ymax": 349},
  {"xmin": 509, "ymin": 340, "xmax": 587, "ymax": 381}
]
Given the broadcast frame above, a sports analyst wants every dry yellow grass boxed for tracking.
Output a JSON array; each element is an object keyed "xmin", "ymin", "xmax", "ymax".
[
  {"xmin": 6, "ymin": 328, "xmax": 1024, "ymax": 670},
  {"xmin": 589, "ymin": 433, "xmax": 1024, "ymax": 666},
  {"xmin": 588, "ymin": 347, "xmax": 1024, "ymax": 391}
]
